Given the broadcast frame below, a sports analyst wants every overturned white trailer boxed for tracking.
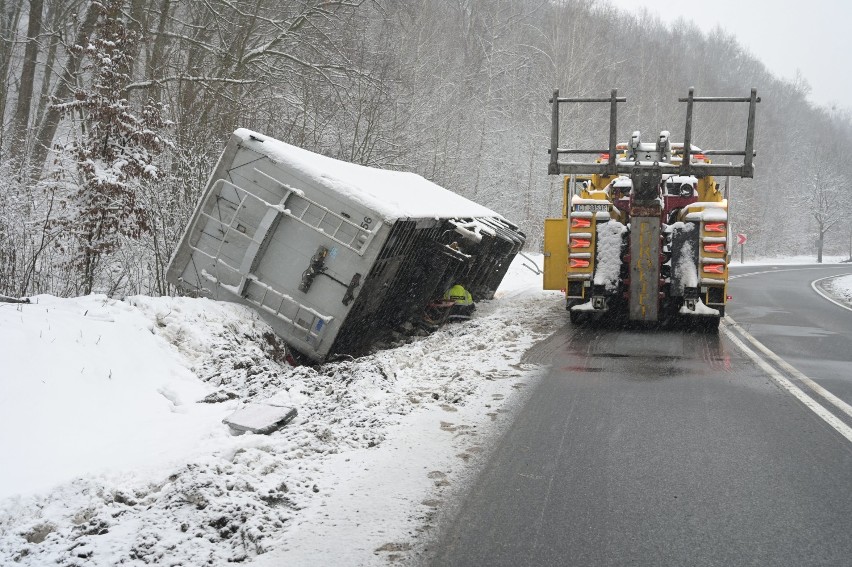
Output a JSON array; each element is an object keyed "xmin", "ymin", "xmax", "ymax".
[{"xmin": 167, "ymin": 129, "xmax": 524, "ymax": 362}]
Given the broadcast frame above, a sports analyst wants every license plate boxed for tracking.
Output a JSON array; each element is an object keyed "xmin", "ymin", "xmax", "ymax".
[{"xmin": 574, "ymin": 203, "xmax": 609, "ymax": 212}]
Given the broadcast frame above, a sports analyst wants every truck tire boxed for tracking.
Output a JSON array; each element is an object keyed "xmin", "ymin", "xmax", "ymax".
[
  {"xmin": 704, "ymin": 306, "xmax": 724, "ymax": 332},
  {"xmin": 567, "ymin": 299, "xmax": 586, "ymax": 324},
  {"xmin": 570, "ymin": 309, "xmax": 583, "ymax": 324}
]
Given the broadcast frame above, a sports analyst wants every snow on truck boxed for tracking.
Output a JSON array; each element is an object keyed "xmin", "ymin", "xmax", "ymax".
[
  {"xmin": 543, "ymin": 88, "xmax": 760, "ymax": 329},
  {"xmin": 166, "ymin": 129, "xmax": 524, "ymax": 362}
]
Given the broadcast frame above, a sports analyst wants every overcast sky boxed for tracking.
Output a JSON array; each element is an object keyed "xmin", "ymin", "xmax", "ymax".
[{"xmin": 608, "ymin": 0, "xmax": 851, "ymax": 111}]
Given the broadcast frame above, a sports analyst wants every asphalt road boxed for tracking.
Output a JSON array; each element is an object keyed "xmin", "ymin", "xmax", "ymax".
[
  {"xmin": 426, "ymin": 265, "xmax": 852, "ymax": 566},
  {"xmin": 727, "ymin": 265, "xmax": 852, "ymax": 405}
]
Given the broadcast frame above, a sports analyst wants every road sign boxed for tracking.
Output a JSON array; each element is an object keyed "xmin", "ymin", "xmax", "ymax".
[{"xmin": 736, "ymin": 233, "xmax": 747, "ymax": 245}]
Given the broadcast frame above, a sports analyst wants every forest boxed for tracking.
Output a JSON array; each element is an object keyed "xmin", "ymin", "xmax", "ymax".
[{"xmin": 1, "ymin": 0, "xmax": 851, "ymax": 297}]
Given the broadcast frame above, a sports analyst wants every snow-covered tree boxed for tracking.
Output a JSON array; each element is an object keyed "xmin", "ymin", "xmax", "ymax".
[
  {"xmin": 804, "ymin": 167, "xmax": 847, "ymax": 263},
  {"xmin": 5, "ymin": 0, "xmax": 852, "ymax": 296},
  {"xmin": 52, "ymin": 0, "xmax": 170, "ymax": 294}
]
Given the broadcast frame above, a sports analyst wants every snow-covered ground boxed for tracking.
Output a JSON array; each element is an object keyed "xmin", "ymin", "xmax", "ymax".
[
  {"xmin": 824, "ymin": 274, "xmax": 852, "ymax": 307},
  {"xmin": 3, "ymin": 253, "xmax": 849, "ymax": 566},
  {"xmin": 732, "ymin": 254, "xmax": 849, "ymax": 266},
  {"xmin": 0, "ymin": 255, "xmax": 564, "ymax": 566}
]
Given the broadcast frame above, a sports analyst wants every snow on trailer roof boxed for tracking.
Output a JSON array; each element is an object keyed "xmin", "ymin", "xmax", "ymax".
[{"xmin": 234, "ymin": 129, "xmax": 501, "ymax": 223}]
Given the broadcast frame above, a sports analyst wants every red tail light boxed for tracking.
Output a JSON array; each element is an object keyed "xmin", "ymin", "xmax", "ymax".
[
  {"xmin": 693, "ymin": 153, "xmax": 706, "ymax": 161},
  {"xmin": 570, "ymin": 238, "xmax": 591, "ymax": 249},
  {"xmin": 705, "ymin": 222, "xmax": 726, "ymax": 233},
  {"xmin": 703, "ymin": 243, "xmax": 726, "ymax": 254},
  {"xmin": 570, "ymin": 258, "xmax": 590, "ymax": 268},
  {"xmin": 703, "ymin": 264, "xmax": 725, "ymax": 274},
  {"xmin": 571, "ymin": 218, "xmax": 591, "ymax": 229},
  {"xmin": 600, "ymin": 153, "xmax": 610, "ymax": 161}
]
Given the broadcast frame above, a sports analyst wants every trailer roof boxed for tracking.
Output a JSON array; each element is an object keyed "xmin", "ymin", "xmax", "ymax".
[{"xmin": 235, "ymin": 129, "xmax": 502, "ymax": 223}]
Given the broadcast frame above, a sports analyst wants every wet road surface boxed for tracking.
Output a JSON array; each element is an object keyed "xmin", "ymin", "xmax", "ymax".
[
  {"xmin": 728, "ymin": 265, "xmax": 852, "ymax": 405},
  {"xmin": 427, "ymin": 265, "xmax": 852, "ymax": 566}
]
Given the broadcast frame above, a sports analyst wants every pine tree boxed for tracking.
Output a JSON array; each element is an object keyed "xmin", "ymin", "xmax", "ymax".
[{"xmin": 52, "ymin": 0, "xmax": 170, "ymax": 294}]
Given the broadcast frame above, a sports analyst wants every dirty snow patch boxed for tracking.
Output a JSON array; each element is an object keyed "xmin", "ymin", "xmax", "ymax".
[
  {"xmin": 594, "ymin": 220, "xmax": 626, "ymax": 291},
  {"xmin": 680, "ymin": 298, "xmax": 720, "ymax": 316}
]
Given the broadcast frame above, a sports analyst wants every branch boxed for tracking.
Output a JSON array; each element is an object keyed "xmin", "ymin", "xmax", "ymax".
[
  {"xmin": 125, "ymin": 76, "xmax": 259, "ymax": 91},
  {"xmin": 0, "ymin": 295, "xmax": 31, "ymax": 304},
  {"xmin": 241, "ymin": 0, "xmax": 365, "ymax": 65}
]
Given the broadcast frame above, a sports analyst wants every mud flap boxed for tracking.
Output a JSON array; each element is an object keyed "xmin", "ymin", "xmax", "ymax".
[{"xmin": 543, "ymin": 218, "xmax": 568, "ymax": 290}]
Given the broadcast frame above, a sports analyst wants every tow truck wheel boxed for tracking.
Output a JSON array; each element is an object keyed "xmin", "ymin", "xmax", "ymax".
[
  {"xmin": 703, "ymin": 306, "xmax": 725, "ymax": 332},
  {"xmin": 703, "ymin": 316, "xmax": 721, "ymax": 332},
  {"xmin": 567, "ymin": 299, "xmax": 587, "ymax": 324}
]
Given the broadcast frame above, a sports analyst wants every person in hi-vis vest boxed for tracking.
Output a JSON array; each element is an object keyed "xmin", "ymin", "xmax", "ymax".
[{"xmin": 444, "ymin": 283, "xmax": 475, "ymax": 317}]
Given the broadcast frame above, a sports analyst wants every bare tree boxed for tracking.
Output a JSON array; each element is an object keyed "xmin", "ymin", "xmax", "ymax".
[
  {"xmin": 803, "ymin": 167, "xmax": 846, "ymax": 263},
  {"xmin": 0, "ymin": 0, "xmax": 25, "ymax": 151},
  {"xmin": 3, "ymin": 0, "xmax": 852, "ymax": 296},
  {"xmin": 29, "ymin": 2, "xmax": 100, "ymax": 179},
  {"xmin": 8, "ymin": 0, "xmax": 44, "ymax": 168}
]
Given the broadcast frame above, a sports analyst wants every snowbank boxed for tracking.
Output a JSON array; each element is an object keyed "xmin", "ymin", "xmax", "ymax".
[
  {"xmin": 0, "ymin": 295, "xmax": 235, "ymax": 498},
  {"xmin": 0, "ymin": 256, "xmax": 563, "ymax": 566},
  {"xmin": 824, "ymin": 274, "xmax": 852, "ymax": 306}
]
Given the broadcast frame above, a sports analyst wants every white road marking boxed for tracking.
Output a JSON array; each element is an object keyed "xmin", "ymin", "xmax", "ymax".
[
  {"xmin": 810, "ymin": 274, "xmax": 852, "ymax": 313},
  {"xmin": 722, "ymin": 319, "xmax": 852, "ymax": 444},
  {"xmin": 729, "ymin": 266, "xmax": 850, "ymax": 280},
  {"xmin": 725, "ymin": 316, "xmax": 852, "ymax": 420}
]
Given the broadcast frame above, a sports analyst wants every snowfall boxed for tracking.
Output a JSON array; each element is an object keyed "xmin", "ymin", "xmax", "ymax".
[{"xmin": 2, "ymin": 256, "xmax": 851, "ymax": 566}]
